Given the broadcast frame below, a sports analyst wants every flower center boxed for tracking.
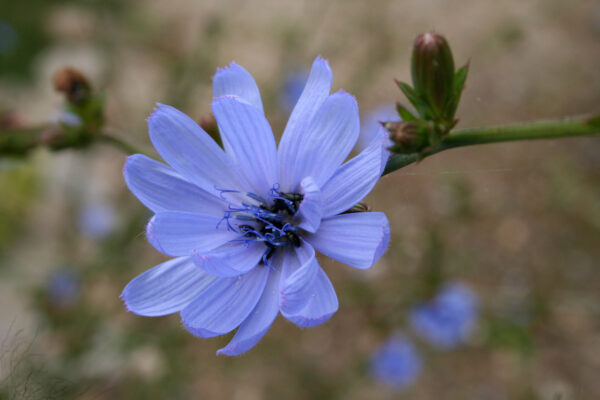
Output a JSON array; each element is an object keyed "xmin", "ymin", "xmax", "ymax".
[{"xmin": 216, "ymin": 185, "xmax": 304, "ymax": 267}]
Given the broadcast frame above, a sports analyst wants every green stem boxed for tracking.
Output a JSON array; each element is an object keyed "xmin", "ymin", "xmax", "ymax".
[
  {"xmin": 0, "ymin": 125, "xmax": 146, "ymax": 157},
  {"xmin": 97, "ymin": 132, "xmax": 147, "ymax": 156},
  {"xmin": 0, "ymin": 126, "xmax": 49, "ymax": 156},
  {"xmin": 383, "ymin": 116, "xmax": 600, "ymax": 175}
]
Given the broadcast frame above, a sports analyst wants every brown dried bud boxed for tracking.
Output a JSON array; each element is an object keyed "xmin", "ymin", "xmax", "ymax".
[
  {"xmin": 199, "ymin": 113, "xmax": 218, "ymax": 136},
  {"xmin": 53, "ymin": 67, "xmax": 90, "ymax": 104},
  {"xmin": 198, "ymin": 113, "xmax": 222, "ymax": 147},
  {"xmin": 385, "ymin": 121, "xmax": 427, "ymax": 153},
  {"xmin": 385, "ymin": 121, "xmax": 417, "ymax": 143}
]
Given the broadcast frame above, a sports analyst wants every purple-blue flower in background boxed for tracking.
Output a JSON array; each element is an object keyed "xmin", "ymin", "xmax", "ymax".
[
  {"xmin": 370, "ymin": 335, "xmax": 422, "ymax": 390},
  {"xmin": 0, "ymin": 21, "xmax": 17, "ymax": 55},
  {"xmin": 47, "ymin": 268, "xmax": 80, "ymax": 308},
  {"xmin": 79, "ymin": 202, "xmax": 117, "ymax": 240},
  {"xmin": 279, "ymin": 69, "xmax": 308, "ymax": 113},
  {"xmin": 409, "ymin": 282, "xmax": 478, "ymax": 350},
  {"xmin": 121, "ymin": 57, "xmax": 390, "ymax": 356}
]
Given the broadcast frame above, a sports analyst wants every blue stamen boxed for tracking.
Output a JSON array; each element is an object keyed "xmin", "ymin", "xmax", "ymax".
[
  {"xmin": 261, "ymin": 249, "xmax": 277, "ymax": 271},
  {"xmin": 215, "ymin": 186, "xmax": 241, "ymax": 201},
  {"xmin": 246, "ymin": 192, "xmax": 267, "ymax": 204},
  {"xmin": 232, "ymin": 215, "xmax": 256, "ymax": 222},
  {"xmin": 216, "ymin": 211, "xmax": 237, "ymax": 232},
  {"xmin": 217, "ymin": 183, "xmax": 304, "ymax": 267},
  {"xmin": 269, "ymin": 183, "xmax": 281, "ymax": 196}
]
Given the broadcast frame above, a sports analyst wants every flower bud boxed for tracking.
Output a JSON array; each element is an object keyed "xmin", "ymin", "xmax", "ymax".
[
  {"xmin": 198, "ymin": 113, "xmax": 222, "ymax": 148},
  {"xmin": 53, "ymin": 67, "xmax": 90, "ymax": 104},
  {"xmin": 385, "ymin": 121, "xmax": 427, "ymax": 153},
  {"xmin": 344, "ymin": 202, "xmax": 370, "ymax": 213},
  {"xmin": 199, "ymin": 113, "xmax": 218, "ymax": 136},
  {"xmin": 411, "ymin": 32, "xmax": 455, "ymax": 119}
]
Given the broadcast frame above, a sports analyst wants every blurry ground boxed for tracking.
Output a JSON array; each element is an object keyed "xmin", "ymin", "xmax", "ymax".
[{"xmin": 0, "ymin": 0, "xmax": 599, "ymax": 399}]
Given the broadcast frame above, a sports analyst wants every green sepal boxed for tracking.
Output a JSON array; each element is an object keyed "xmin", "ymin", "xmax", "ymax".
[
  {"xmin": 395, "ymin": 80, "xmax": 429, "ymax": 119},
  {"xmin": 444, "ymin": 62, "xmax": 469, "ymax": 120},
  {"xmin": 454, "ymin": 62, "xmax": 469, "ymax": 94},
  {"xmin": 395, "ymin": 102, "xmax": 418, "ymax": 122},
  {"xmin": 587, "ymin": 113, "xmax": 600, "ymax": 128}
]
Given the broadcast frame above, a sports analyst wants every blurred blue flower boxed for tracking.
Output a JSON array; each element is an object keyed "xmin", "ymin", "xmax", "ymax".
[
  {"xmin": 47, "ymin": 268, "xmax": 80, "ymax": 308},
  {"xmin": 122, "ymin": 57, "xmax": 391, "ymax": 356},
  {"xmin": 0, "ymin": 21, "xmax": 17, "ymax": 55},
  {"xmin": 279, "ymin": 69, "xmax": 308, "ymax": 112},
  {"xmin": 357, "ymin": 105, "xmax": 400, "ymax": 175},
  {"xmin": 79, "ymin": 202, "xmax": 117, "ymax": 239},
  {"xmin": 409, "ymin": 282, "xmax": 478, "ymax": 350},
  {"xmin": 56, "ymin": 111, "xmax": 83, "ymax": 127},
  {"xmin": 370, "ymin": 335, "xmax": 422, "ymax": 389}
]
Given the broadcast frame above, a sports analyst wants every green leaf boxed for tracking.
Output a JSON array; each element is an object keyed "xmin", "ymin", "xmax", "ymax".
[
  {"xmin": 453, "ymin": 62, "xmax": 470, "ymax": 94},
  {"xmin": 588, "ymin": 113, "xmax": 600, "ymax": 128},
  {"xmin": 395, "ymin": 102, "xmax": 417, "ymax": 122},
  {"xmin": 444, "ymin": 62, "xmax": 470, "ymax": 119},
  {"xmin": 395, "ymin": 80, "xmax": 429, "ymax": 119}
]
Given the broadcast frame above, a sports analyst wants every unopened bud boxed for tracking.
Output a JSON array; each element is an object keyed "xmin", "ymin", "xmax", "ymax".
[
  {"xmin": 385, "ymin": 121, "xmax": 427, "ymax": 153},
  {"xmin": 411, "ymin": 32, "xmax": 455, "ymax": 119},
  {"xmin": 344, "ymin": 202, "xmax": 370, "ymax": 214},
  {"xmin": 386, "ymin": 121, "xmax": 418, "ymax": 143},
  {"xmin": 53, "ymin": 67, "xmax": 90, "ymax": 104},
  {"xmin": 198, "ymin": 113, "xmax": 222, "ymax": 148},
  {"xmin": 199, "ymin": 113, "xmax": 218, "ymax": 136}
]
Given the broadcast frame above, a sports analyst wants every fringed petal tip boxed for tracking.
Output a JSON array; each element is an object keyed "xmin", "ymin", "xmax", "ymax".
[
  {"xmin": 120, "ymin": 295, "xmax": 146, "ymax": 316},
  {"xmin": 145, "ymin": 102, "xmax": 168, "ymax": 123},
  {"xmin": 214, "ymin": 61, "xmax": 240, "ymax": 75},
  {"xmin": 119, "ymin": 291, "xmax": 135, "ymax": 314},
  {"xmin": 313, "ymin": 55, "xmax": 331, "ymax": 70}
]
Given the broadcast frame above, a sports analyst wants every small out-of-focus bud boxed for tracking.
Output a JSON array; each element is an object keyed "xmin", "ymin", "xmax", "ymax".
[
  {"xmin": 0, "ymin": 110, "xmax": 23, "ymax": 129},
  {"xmin": 385, "ymin": 121, "xmax": 427, "ymax": 153},
  {"xmin": 344, "ymin": 202, "xmax": 370, "ymax": 214},
  {"xmin": 199, "ymin": 113, "xmax": 218, "ymax": 136},
  {"xmin": 53, "ymin": 67, "xmax": 90, "ymax": 104},
  {"xmin": 198, "ymin": 113, "xmax": 222, "ymax": 147},
  {"xmin": 411, "ymin": 32, "xmax": 455, "ymax": 119}
]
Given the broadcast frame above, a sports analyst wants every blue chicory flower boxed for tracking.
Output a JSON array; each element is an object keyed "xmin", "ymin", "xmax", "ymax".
[
  {"xmin": 370, "ymin": 335, "xmax": 422, "ymax": 390},
  {"xmin": 56, "ymin": 111, "xmax": 83, "ymax": 127},
  {"xmin": 121, "ymin": 57, "xmax": 391, "ymax": 356},
  {"xmin": 0, "ymin": 21, "xmax": 17, "ymax": 55},
  {"xmin": 409, "ymin": 282, "xmax": 478, "ymax": 350},
  {"xmin": 279, "ymin": 69, "xmax": 308, "ymax": 113},
  {"xmin": 79, "ymin": 202, "xmax": 117, "ymax": 240},
  {"xmin": 47, "ymin": 268, "xmax": 80, "ymax": 308}
]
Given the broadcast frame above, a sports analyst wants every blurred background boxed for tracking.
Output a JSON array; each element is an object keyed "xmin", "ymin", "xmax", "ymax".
[{"xmin": 1, "ymin": 0, "xmax": 599, "ymax": 399}]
